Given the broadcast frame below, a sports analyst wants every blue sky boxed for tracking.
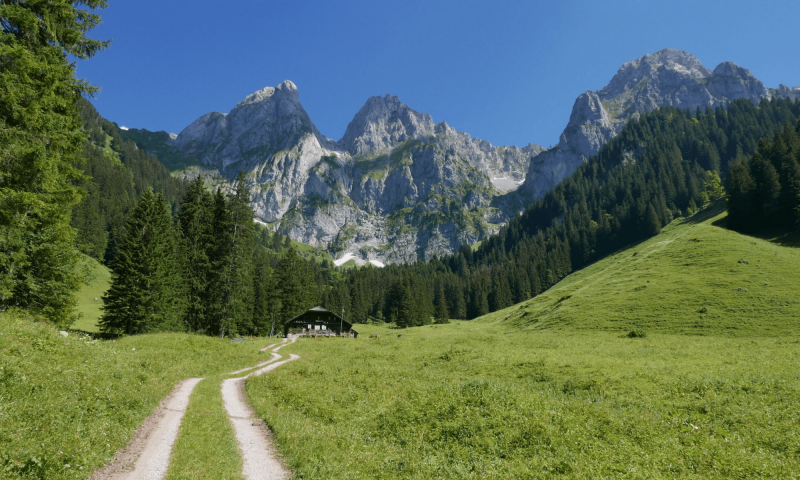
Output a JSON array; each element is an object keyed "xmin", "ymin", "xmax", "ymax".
[{"xmin": 77, "ymin": 0, "xmax": 800, "ymax": 148}]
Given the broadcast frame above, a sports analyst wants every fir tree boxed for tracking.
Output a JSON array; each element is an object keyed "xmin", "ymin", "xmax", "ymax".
[
  {"xmin": 0, "ymin": 0, "xmax": 108, "ymax": 325},
  {"xmin": 434, "ymin": 281, "xmax": 449, "ymax": 324},
  {"xmin": 176, "ymin": 176, "xmax": 214, "ymax": 332},
  {"xmin": 100, "ymin": 190, "xmax": 183, "ymax": 334},
  {"xmin": 276, "ymin": 246, "xmax": 317, "ymax": 328}
]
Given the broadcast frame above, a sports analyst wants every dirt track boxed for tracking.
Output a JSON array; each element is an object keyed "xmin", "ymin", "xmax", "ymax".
[{"xmin": 91, "ymin": 337, "xmax": 299, "ymax": 480}]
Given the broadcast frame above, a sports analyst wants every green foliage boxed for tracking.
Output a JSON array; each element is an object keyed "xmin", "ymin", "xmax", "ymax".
[
  {"xmin": 276, "ymin": 246, "xmax": 318, "ymax": 329},
  {"xmin": 0, "ymin": 0, "xmax": 108, "ymax": 325},
  {"xmin": 176, "ymin": 176, "xmax": 215, "ymax": 333},
  {"xmin": 727, "ymin": 121, "xmax": 800, "ymax": 232},
  {"xmin": 100, "ymin": 190, "xmax": 184, "ymax": 334}
]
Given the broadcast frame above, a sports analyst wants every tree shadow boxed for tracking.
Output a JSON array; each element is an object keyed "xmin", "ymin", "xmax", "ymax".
[
  {"xmin": 681, "ymin": 200, "xmax": 727, "ymax": 225},
  {"xmin": 754, "ymin": 230, "xmax": 800, "ymax": 248}
]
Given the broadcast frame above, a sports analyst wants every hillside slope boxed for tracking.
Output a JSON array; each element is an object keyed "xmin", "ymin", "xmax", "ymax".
[{"xmin": 491, "ymin": 202, "xmax": 800, "ymax": 335}]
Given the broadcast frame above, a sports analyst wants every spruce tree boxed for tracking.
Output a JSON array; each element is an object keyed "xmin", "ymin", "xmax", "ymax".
[
  {"xmin": 176, "ymin": 176, "xmax": 214, "ymax": 332},
  {"xmin": 276, "ymin": 246, "xmax": 317, "ymax": 328},
  {"xmin": 0, "ymin": 0, "xmax": 108, "ymax": 325},
  {"xmin": 434, "ymin": 281, "xmax": 449, "ymax": 324},
  {"xmin": 221, "ymin": 172, "xmax": 256, "ymax": 335},
  {"xmin": 100, "ymin": 190, "xmax": 182, "ymax": 334}
]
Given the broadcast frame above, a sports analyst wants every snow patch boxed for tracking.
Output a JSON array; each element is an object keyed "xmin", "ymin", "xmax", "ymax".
[
  {"xmin": 169, "ymin": 133, "xmax": 178, "ymax": 140},
  {"xmin": 334, "ymin": 253, "xmax": 385, "ymax": 268},
  {"xmin": 253, "ymin": 219, "xmax": 269, "ymax": 226},
  {"xmin": 491, "ymin": 176, "xmax": 524, "ymax": 193},
  {"xmin": 334, "ymin": 253, "xmax": 358, "ymax": 267}
]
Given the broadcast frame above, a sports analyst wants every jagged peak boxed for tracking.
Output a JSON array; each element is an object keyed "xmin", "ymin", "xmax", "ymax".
[
  {"xmin": 711, "ymin": 61, "xmax": 752, "ymax": 77},
  {"xmin": 237, "ymin": 80, "xmax": 298, "ymax": 107},
  {"xmin": 626, "ymin": 48, "xmax": 712, "ymax": 78}
]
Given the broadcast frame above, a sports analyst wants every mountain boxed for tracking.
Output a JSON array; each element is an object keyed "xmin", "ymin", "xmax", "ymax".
[
  {"xmin": 128, "ymin": 49, "xmax": 798, "ymax": 264},
  {"xmin": 159, "ymin": 82, "xmax": 545, "ymax": 264},
  {"xmin": 513, "ymin": 48, "xmax": 797, "ymax": 202}
]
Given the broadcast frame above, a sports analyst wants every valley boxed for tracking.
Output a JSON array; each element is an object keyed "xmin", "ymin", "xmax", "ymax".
[{"xmin": 2, "ymin": 2, "xmax": 800, "ymax": 477}]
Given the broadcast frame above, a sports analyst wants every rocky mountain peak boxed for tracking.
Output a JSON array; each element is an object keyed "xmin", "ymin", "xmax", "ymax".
[
  {"xmin": 599, "ymin": 48, "xmax": 711, "ymax": 99},
  {"xmin": 338, "ymin": 94, "xmax": 435, "ymax": 156},
  {"xmin": 517, "ymin": 48, "xmax": 785, "ymax": 203},
  {"xmin": 173, "ymin": 80, "xmax": 321, "ymax": 169},
  {"xmin": 237, "ymin": 80, "xmax": 298, "ymax": 107}
]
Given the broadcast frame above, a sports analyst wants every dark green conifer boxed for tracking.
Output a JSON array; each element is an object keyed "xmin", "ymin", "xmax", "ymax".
[{"xmin": 100, "ymin": 190, "xmax": 183, "ymax": 334}]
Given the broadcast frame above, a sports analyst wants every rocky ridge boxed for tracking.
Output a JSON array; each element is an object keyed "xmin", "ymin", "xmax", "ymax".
[
  {"xmin": 515, "ymin": 48, "xmax": 798, "ymax": 202},
  {"xmin": 135, "ymin": 49, "xmax": 798, "ymax": 265},
  {"xmin": 167, "ymin": 84, "xmax": 544, "ymax": 264}
]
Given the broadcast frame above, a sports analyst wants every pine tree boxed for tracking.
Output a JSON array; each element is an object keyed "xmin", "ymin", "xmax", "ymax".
[
  {"xmin": 0, "ymin": 0, "xmax": 108, "ymax": 325},
  {"xmin": 396, "ymin": 280, "xmax": 413, "ymax": 328},
  {"xmin": 222, "ymin": 172, "xmax": 256, "ymax": 335},
  {"xmin": 176, "ymin": 176, "xmax": 214, "ymax": 332},
  {"xmin": 434, "ymin": 281, "xmax": 449, "ymax": 324},
  {"xmin": 100, "ymin": 190, "xmax": 183, "ymax": 334},
  {"xmin": 644, "ymin": 204, "xmax": 662, "ymax": 236},
  {"xmin": 276, "ymin": 246, "xmax": 317, "ymax": 329},
  {"xmin": 252, "ymin": 246, "xmax": 276, "ymax": 336}
]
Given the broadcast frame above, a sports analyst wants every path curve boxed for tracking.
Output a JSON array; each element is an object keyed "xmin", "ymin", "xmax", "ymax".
[
  {"xmin": 91, "ymin": 378, "xmax": 203, "ymax": 480},
  {"xmin": 222, "ymin": 338, "xmax": 299, "ymax": 480}
]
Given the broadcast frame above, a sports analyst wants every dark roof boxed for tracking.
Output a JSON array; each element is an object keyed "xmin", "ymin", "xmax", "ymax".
[{"xmin": 286, "ymin": 306, "xmax": 354, "ymax": 329}]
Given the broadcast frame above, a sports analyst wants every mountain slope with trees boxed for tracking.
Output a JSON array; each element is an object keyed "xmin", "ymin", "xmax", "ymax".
[{"xmin": 329, "ymin": 98, "xmax": 800, "ymax": 326}]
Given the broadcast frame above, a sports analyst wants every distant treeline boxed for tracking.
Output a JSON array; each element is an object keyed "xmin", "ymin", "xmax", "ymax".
[{"xmin": 326, "ymin": 98, "xmax": 800, "ymax": 326}]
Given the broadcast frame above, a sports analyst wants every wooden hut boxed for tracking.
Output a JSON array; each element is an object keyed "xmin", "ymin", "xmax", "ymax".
[{"xmin": 283, "ymin": 306, "xmax": 358, "ymax": 338}]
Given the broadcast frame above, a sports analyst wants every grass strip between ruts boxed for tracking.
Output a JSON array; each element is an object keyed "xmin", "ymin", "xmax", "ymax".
[{"xmin": 165, "ymin": 375, "xmax": 244, "ymax": 480}]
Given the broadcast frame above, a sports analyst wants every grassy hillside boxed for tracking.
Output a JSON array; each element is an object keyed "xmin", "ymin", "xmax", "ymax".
[
  {"xmin": 0, "ymin": 310, "xmax": 276, "ymax": 479},
  {"xmin": 245, "ymin": 207, "xmax": 800, "ymax": 478},
  {"xmin": 495, "ymin": 202, "xmax": 800, "ymax": 336},
  {"xmin": 72, "ymin": 255, "xmax": 111, "ymax": 333}
]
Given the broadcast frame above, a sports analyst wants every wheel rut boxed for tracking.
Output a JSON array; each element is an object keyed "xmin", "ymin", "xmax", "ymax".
[{"xmin": 91, "ymin": 337, "xmax": 299, "ymax": 480}]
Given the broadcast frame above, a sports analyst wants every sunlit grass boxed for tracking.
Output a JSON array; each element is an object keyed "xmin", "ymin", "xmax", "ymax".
[
  {"xmin": 247, "ymin": 210, "xmax": 800, "ymax": 478},
  {"xmin": 0, "ymin": 311, "xmax": 271, "ymax": 479}
]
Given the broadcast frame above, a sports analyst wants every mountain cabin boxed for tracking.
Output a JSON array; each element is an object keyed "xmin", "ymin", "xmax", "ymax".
[{"xmin": 284, "ymin": 306, "xmax": 359, "ymax": 338}]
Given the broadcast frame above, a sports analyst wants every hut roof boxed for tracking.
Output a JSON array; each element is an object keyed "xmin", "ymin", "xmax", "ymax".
[{"xmin": 285, "ymin": 306, "xmax": 357, "ymax": 332}]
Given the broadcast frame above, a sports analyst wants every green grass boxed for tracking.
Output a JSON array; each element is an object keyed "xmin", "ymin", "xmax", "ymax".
[
  {"xmin": 72, "ymin": 255, "xmax": 111, "ymax": 333},
  {"xmin": 166, "ymin": 375, "xmax": 245, "ymax": 480},
  {"xmin": 0, "ymin": 311, "xmax": 274, "ymax": 479},
  {"xmin": 245, "ymin": 208, "xmax": 800, "ymax": 478},
  {"xmin": 498, "ymin": 206, "xmax": 800, "ymax": 336}
]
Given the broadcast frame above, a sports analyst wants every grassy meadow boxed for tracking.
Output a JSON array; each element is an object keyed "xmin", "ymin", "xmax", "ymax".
[
  {"xmin": 246, "ymin": 210, "xmax": 800, "ymax": 479},
  {"xmin": 0, "ymin": 310, "xmax": 276, "ymax": 479}
]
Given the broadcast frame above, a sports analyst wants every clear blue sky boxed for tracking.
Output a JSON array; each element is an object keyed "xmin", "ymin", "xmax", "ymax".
[{"xmin": 77, "ymin": 0, "xmax": 800, "ymax": 149}]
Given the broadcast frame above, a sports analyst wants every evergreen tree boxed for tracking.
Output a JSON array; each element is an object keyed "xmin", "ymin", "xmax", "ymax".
[
  {"xmin": 276, "ymin": 246, "xmax": 317, "ymax": 329},
  {"xmin": 252, "ymin": 246, "xmax": 276, "ymax": 335},
  {"xmin": 644, "ymin": 204, "xmax": 662, "ymax": 236},
  {"xmin": 434, "ymin": 281, "xmax": 449, "ymax": 324},
  {"xmin": 0, "ymin": 0, "xmax": 108, "ymax": 325},
  {"xmin": 176, "ymin": 176, "xmax": 214, "ymax": 332},
  {"xmin": 100, "ymin": 190, "xmax": 183, "ymax": 334},
  {"xmin": 396, "ymin": 280, "xmax": 413, "ymax": 328}
]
